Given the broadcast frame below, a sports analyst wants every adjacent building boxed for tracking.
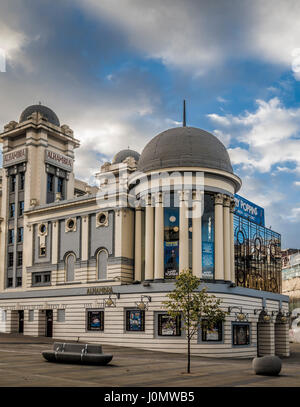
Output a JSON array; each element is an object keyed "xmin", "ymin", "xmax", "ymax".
[{"xmin": 0, "ymin": 104, "xmax": 289, "ymax": 358}]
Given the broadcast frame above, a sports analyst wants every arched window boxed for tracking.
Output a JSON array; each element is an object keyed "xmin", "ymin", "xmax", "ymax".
[
  {"xmin": 97, "ymin": 249, "xmax": 108, "ymax": 280},
  {"xmin": 65, "ymin": 253, "xmax": 76, "ymax": 282}
]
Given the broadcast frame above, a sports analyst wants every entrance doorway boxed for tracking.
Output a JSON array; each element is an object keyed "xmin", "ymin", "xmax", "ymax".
[
  {"xmin": 46, "ymin": 310, "xmax": 53, "ymax": 337},
  {"xmin": 18, "ymin": 310, "xmax": 24, "ymax": 334}
]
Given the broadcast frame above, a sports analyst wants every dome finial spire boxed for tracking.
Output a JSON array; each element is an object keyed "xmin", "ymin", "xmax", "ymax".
[{"xmin": 183, "ymin": 99, "xmax": 186, "ymax": 127}]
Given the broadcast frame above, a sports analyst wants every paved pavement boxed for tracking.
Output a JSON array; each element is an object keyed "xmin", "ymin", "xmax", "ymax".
[{"xmin": 0, "ymin": 333, "xmax": 299, "ymax": 387}]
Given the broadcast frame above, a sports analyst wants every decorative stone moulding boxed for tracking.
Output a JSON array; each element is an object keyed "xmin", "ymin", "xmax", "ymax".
[
  {"xmin": 96, "ymin": 212, "xmax": 108, "ymax": 228},
  {"xmin": 4, "ymin": 121, "xmax": 18, "ymax": 132},
  {"xmin": 38, "ymin": 223, "xmax": 48, "ymax": 237},
  {"xmin": 30, "ymin": 198, "xmax": 38, "ymax": 207},
  {"xmin": 65, "ymin": 217, "xmax": 77, "ymax": 233}
]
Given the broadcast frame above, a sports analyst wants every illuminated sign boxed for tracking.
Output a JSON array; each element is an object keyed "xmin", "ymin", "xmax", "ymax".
[{"xmin": 234, "ymin": 194, "xmax": 265, "ymax": 226}]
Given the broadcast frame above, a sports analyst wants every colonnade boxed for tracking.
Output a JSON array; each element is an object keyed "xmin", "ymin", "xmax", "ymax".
[{"xmin": 134, "ymin": 192, "xmax": 236, "ymax": 282}]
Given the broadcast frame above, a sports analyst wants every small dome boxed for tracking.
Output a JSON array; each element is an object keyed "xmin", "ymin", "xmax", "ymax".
[
  {"xmin": 20, "ymin": 104, "xmax": 60, "ymax": 127},
  {"xmin": 112, "ymin": 149, "xmax": 140, "ymax": 164},
  {"xmin": 137, "ymin": 126, "xmax": 233, "ymax": 173}
]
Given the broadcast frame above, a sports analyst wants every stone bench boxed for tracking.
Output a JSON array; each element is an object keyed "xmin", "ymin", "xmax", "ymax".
[
  {"xmin": 42, "ymin": 342, "xmax": 113, "ymax": 366},
  {"xmin": 252, "ymin": 355, "xmax": 282, "ymax": 376}
]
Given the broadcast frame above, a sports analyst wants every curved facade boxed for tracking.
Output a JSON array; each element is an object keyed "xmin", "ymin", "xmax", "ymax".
[{"xmin": 0, "ymin": 108, "xmax": 289, "ymax": 359}]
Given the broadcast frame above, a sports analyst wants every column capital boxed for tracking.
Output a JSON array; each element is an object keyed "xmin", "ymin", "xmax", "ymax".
[
  {"xmin": 146, "ymin": 193, "xmax": 153, "ymax": 206},
  {"xmin": 223, "ymin": 195, "xmax": 231, "ymax": 208},
  {"xmin": 155, "ymin": 191, "xmax": 163, "ymax": 204},
  {"xmin": 178, "ymin": 190, "xmax": 190, "ymax": 202},
  {"xmin": 192, "ymin": 190, "xmax": 203, "ymax": 201},
  {"xmin": 230, "ymin": 198, "xmax": 236, "ymax": 213},
  {"xmin": 214, "ymin": 193, "xmax": 224, "ymax": 205}
]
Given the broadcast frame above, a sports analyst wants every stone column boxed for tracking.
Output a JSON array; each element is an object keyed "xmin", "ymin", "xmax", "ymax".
[
  {"xmin": 230, "ymin": 198, "xmax": 236, "ymax": 283},
  {"xmin": 223, "ymin": 195, "xmax": 231, "ymax": 282},
  {"xmin": 257, "ymin": 323, "xmax": 275, "ymax": 356},
  {"xmin": 179, "ymin": 191, "xmax": 189, "ymax": 272},
  {"xmin": 145, "ymin": 194, "xmax": 154, "ymax": 281},
  {"xmin": 154, "ymin": 192, "xmax": 164, "ymax": 281},
  {"xmin": 214, "ymin": 194, "xmax": 224, "ymax": 281},
  {"xmin": 192, "ymin": 190, "xmax": 202, "ymax": 278},
  {"xmin": 275, "ymin": 323, "xmax": 290, "ymax": 357},
  {"xmin": 134, "ymin": 205, "xmax": 142, "ymax": 282}
]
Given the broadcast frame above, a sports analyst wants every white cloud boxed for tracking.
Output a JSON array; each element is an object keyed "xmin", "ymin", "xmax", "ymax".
[
  {"xmin": 77, "ymin": 0, "xmax": 300, "ymax": 75},
  {"xmin": 294, "ymin": 181, "xmax": 300, "ymax": 186},
  {"xmin": 208, "ymin": 97, "xmax": 300, "ymax": 173}
]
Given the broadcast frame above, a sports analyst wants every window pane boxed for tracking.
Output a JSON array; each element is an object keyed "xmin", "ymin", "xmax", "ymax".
[{"xmin": 57, "ymin": 309, "xmax": 65, "ymax": 322}]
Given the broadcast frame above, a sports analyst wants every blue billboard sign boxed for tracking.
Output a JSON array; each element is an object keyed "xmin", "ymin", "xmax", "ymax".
[{"xmin": 234, "ymin": 194, "xmax": 265, "ymax": 226}]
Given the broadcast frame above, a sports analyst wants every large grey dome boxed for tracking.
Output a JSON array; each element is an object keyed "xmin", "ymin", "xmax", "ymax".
[
  {"xmin": 20, "ymin": 104, "xmax": 60, "ymax": 127},
  {"xmin": 112, "ymin": 149, "xmax": 140, "ymax": 164},
  {"xmin": 137, "ymin": 126, "xmax": 233, "ymax": 173}
]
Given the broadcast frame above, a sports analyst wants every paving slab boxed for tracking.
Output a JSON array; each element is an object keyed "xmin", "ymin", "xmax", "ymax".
[{"xmin": 0, "ymin": 333, "xmax": 299, "ymax": 387}]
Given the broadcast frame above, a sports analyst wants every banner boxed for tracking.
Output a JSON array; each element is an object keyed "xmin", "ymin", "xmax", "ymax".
[
  {"xmin": 164, "ymin": 241, "xmax": 179, "ymax": 278},
  {"xmin": 202, "ymin": 241, "xmax": 214, "ymax": 279},
  {"xmin": 234, "ymin": 194, "xmax": 265, "ymax": 226}
]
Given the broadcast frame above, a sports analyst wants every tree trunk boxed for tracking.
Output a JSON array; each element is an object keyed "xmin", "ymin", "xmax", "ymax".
[{"xmin": 187, "ymin": 335, "xmax": 191, "ymax": 373}]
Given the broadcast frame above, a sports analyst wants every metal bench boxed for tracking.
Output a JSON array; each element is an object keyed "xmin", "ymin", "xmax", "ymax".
[{"xmin": 42, "ymin": 342, "xmax": 113, "ymax": 365}]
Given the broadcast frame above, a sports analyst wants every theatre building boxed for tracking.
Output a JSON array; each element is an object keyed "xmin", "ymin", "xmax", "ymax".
[{"xmin": 0, "ymin": 104, "xmax": 289, "ymax": 358}]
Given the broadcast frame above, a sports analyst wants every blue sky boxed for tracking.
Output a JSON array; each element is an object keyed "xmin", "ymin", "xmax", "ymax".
[{"xmin": 0, "ymin": 0, "xmax": 300, "ymax": 248}]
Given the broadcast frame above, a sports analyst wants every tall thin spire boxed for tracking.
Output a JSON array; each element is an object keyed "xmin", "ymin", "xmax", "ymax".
[{"xmin": 183, "ymin": 99, "xmax": 186, "ymax": 127}]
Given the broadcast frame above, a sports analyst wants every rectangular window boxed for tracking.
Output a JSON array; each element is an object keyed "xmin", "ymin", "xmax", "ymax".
[
  {"xmin": 158, "ymin": 314, "xmax": 181, "ymax": 336},
  {"xmin": 19, "ymin": 201, "xmax": 24, "ymax": 216},
  {"xmin": 17, "ymin": 251, "xmax": 23, "ymax": 267},
  {"xmin": 8, "ymin": 252, "xmax": 14, "ymax": 268},
  {"xmin": 9, "ymin": 203, "xmax": 15, "ymax": 218},
  {"xmin": 16, "ymin": 277, "xmax": 22, "ymax": 287},
  {"xmin": 7, "ymin": 278, "xmax": 13, "ymax": 288},
  {"xmin": 34, "ymin": 274, "xmax": 42, "ymax": 284},
  {"xmin": 2, "ymin": 310, "xmax": 7, "ymax": 322},
  {"xmin": 44, "ymin": 273, "xmax": 51, "ymax": 283},
  {"xmin": 201, "ymin": 319, "xmax": 223, "ymax": 342},
  {"xmin": 8, "ymin": 229, "xmax": 14, "ymax": 244},
  {"xmin": 10, "ymin": 175, "xmax": 16, "ymax": 193},
  {"xmin": 18, "ymin": 227, "xmax": 23, "ymax": 243},
  {"xmin": 28, "ymin": 310, "xmax": 34, "ymax": 322},
  {"xmin": 57, "ymin": 177, "xmax": 64, "ymax": 195},
  {"xmin": 39, "ymin": 247, "xmax": 46, "ymax": 257},
  {"xmin": 32, "ymin": 272, "xmax": 51, "ymax": 286},
  {"xmin": 19, "ymin": 173, "xmax": 25, "ymax": 190},
  {"xmin": 57, "ymin": 309, "xmax": 65, "ymax": 322},
  {"xmin": 47, "ymin": 174, "xmax": 54, "ymax": 192},
  {"xmin": 126, "ymin": 310, "xmax": 145, "ymax": 332},
  {"xmin": 87, "ymin": 310, "xmax": 104, "ymax": 331},
  {"xmin": 232, "ymin": 323, "xmax": 250, "ymax": 346}
]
